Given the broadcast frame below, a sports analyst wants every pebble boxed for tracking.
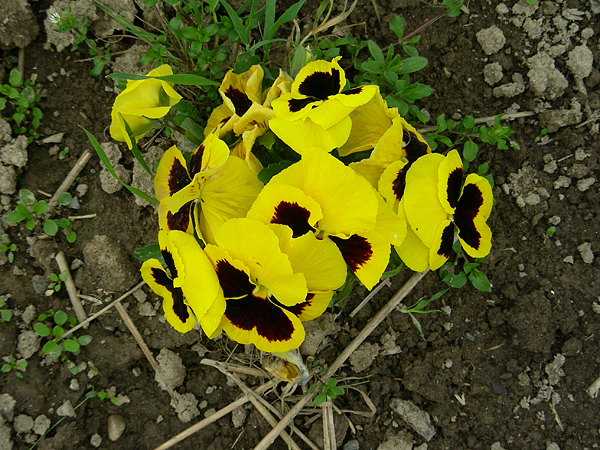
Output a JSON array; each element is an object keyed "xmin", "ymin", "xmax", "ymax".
[
  {"xmin": 390, "ymin": 399, "xmax": 436, "ymax": 441},
  {"xmin": 69, "ymin": 379, "xmax": 80, "ymax": 391},
  {"xmin": 548, "ymin": 216, "xmax": 561, "ymax": 225},
  {"xmin": 108, "ymin": 414, "xmax": 126, "ymax": 441},
  {"xmin": 563, "ymin": 256, "xmax": 574, "ymax": 264},
  {"xmin": 343, "ymin": 439, "xmax": 360, "ymax": 450},
  {"xmin": 31, "ymin": 275, "xmax": 48, "ymax": 295},
  {"xmin": 0, "ymin": 394, "xmax": 16, "ymax": 422},
  {"xmin": 466, "ymin": 332, "xmax": 476, "ymax": 341},
  {"xmin": 13, "ymin": 414, "xmax": 34, "ymax": 433},
  {"xmin": 33, "ymin": 415, "xmax": 51, "ymax": 435},
  {"xmin": 553, "ymin": 176, "xmax": 571, "ymax": 189},
  {"xmin": 577, "ymin": 242, "xmax": 594, "ymax": 264},
  {"xmin": 90, "ymin": 433, "xmax": 102, "ymax": 447},
  {"xmin": 56, "ymin": 400, "xmax": 75, "ymax": 417},
  {"xmin": 41, "ymin": 133, "xmax": 64, "ymax": 144},
  {"xmin": 577, "ymin": 177, "xmax": 595, "ymax": 192}
]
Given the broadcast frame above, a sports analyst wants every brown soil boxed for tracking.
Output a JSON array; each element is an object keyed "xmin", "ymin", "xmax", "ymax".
[{"xmin": 1, "ymin": 1, "xmax": 599, "ymax": 450}]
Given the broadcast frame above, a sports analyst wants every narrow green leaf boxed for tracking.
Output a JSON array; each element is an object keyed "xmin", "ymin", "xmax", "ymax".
[
  {"xmin": 106, "ymin": 72, "xmax": 219, "ymax": 86},
  {"xmin": 397, "ymin": 56, "xmax": 428, "ymax": 74},
  {"xmin": 220, "ymin": 0, "xmax": 250, "ymax": 45},
  {"xmin": 266, "ymin": 0, "xmax": 307, "ymax": 40},
  {"xmin": 367, "ymin": 40, "xmax": 384, "ymax": 63},
  {"xmin": 81, "ymin": 126, "xmax": 159, "ymax": 204}
]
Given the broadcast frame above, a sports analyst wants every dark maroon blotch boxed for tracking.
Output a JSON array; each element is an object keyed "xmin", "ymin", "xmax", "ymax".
[
  {"xmin": 168, "ymin": 158, "xmax": 192, "ymax": 195},
  {"xmin": 224, "ymin": 87, "xmax": 253, "ymax": 117},
  {"xmin": 454, "ymin": 183, "xmax": 484, "ymax": 249},
  {"xmin": 436, "ymin": 223, "xmax": 455, "ymax": 259},
  {"xmin": 298, "ymin": 69, "xmax": 341, "ymax": 100},
  {"xmin": 329, "ymin": 234, "xmax": 373, "ymax": 272},
  {"xmin": 225, "ymin": 295, "xmax": 295, "ymax": 342},
  {"xmin": 166, "ymin": 201, "xmax": 193, "ymax": 232},
  {"xmin": 215, "ymin": 260, "xmax": 255, "ymax": 298},
  {"xmin": 150, "ymin": 267, "xmax": 189, "ymax": 323},
  {"xmin": 189, "ymin": 144, "xmax": 205, "ymax": 178},
  {"xmin": 271, "ymin": 202, "xmax": 314, "ymax": 238},
  {"xmin": 446, "ymin": 168, "xmax": 464, "ymax": 209}
]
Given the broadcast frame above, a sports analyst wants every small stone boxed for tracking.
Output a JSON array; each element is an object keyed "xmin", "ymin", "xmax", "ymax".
[
  {"xmin": 100, "ymin": 164, "xmax": 130, "ymax": 194},
  {"xmin": 0, "ymin": 163, "xmax": 17, "ymax": 194},
  {"xmin": 466, "ymin": 332, "xmax": 476, "ymax": 341},
  {"xmin": 563, "ymin": 256, "xmax": 574, "ymax": 264},
  {"xmin": 90, "ymin": 433, "xmax": 102, "ymax": 447},
  {"xmin": 349, "ymin": 342, "xmax": 380, "ymax": 372},
  {"xmin": 69, "ymin": 379, "xmax": 80, "ymax": 391},
  {"xmin": 476, "ymin": 26, "xmax": 506, "ymax": 55},
  {"xmin": 496, "ymin": 3, "xmax": 509, "ymax": 14},
  {"xmin": 577, "ymin": 242, "xmax": 594, "ymax": 264},
  {"xmin": 543, "ymin": 160, "xmax": 557, "ymax": 174},
  {"xmin": 75, "ymin": 184, "xmax": 88, "ymax": 197},
  {"xmin": 344, "ymin": 439, "xmax": 360, "ymax": 450},
  {"xmin": 138, "ymin": 302, "xmax": 156, "ymax": 317},
  {"xmin": 13, "ymin": 414, "xmax": 34, "ymax": 433},
  {"xmin": 390, "ymin": 399, "xmax": 436, "ymax": 441},
  {"xmin": 483, "ymin": 63, "xmax": 503, "ymax": 85},
  {"xmin": 553, "ymin": 176, "xmax": 572, "ymax": 189},
  {"xmin": 577, "ymin": 177, "xmax": 595, "ymax": 192},
  {"xmin": 0, "ymin": 394, "xmax": 16, "ymax": 422},
  {"xmin": 155, "ymin": 348, "xmax": 186, "ymax": 392},
  {"xmin": 171, "ymin": 392, "xmax": 200, "ymax": 422},
  {"xmin": 17, "ymin": 330, "xmax": 40, "ymax": 360},
  {"xmin": 56, "ymin": 400, "xmax": 75, "ymax": 417},
  {"xmin": 546, "ymin": 442, "xmax": 561, "ymax": 450},
  {"xmin": 575, "ymin": 148, "xmax": 589, "ymax": 160},
  {"xmin": 512, "ymin": 0, "xmax": 538, "ymax": 16},
  {"xmin": 231, "ymin": 407, "xmax": 247, "ymax": 428},
  {"xmin": 204, "ymin": 408, "xmax": 216, "ymax": 418},
  {"xmin": 0, "ymin": 136, "xmax": 28, "ymax": 168},
  {"xmin": 567, "ymin": 45, "xmax": 594, "ymax": 79},
  {"xmin": 33, "ymin": 415, "xmax": 51, "ymax": 435},
  {"xmin": 108, "ymin": 414, "xmax": 126, "ymax": 441},
  {"xmin": 22, "ymin": 305, "xmax": 36, "ymax": 325},
  {"xmin": 567, "ymin": 164, "xmax": 590, "ymax": 179},
  {"xmin": 70, "ymin": 259, "xmax": 84, "ymax": 271},
  {"xmin": 491, "ymin": 442, "xmax": 507, "ymax": 450},
  {"xmin": 548, "ymin": 216, "xmax": 561, "ymax": 226},
  {"xmin": 41, "ymin": 133, "xmax": 64, "ymax": 144},
  {"xmin": 444, "ymin": 359, "xmax": 453, "ymax": 369}
]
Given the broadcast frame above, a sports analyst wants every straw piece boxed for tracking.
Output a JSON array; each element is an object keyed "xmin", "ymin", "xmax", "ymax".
[
  {"xmin": 60, "ymin": 280, "xmax": 146, "ymax": 340},
  {"xmin": 46, "ymin": 150, "xmax": 92, "ymax": 214},
  {"xmin": 55, "ymin": 251, "xmax": 87, "ymax": 323},
  {"xmin": 153, "ymin": 380, "xmax": 278, "ymax": 450}
]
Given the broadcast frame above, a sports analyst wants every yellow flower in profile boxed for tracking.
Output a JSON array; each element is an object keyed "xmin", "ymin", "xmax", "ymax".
[
  {"xmin": 110, "ymin": 64, "xmax": 182, "ymax": 149},
  {"xmin": 403, "ymin": 149, "xmax": 493, "ymax": 270},
  {"xmin": 140, "ymin": 230, "xmax": 224, "ymax": 335},
  {"xmin": 205, "ymin": 66, "xmax": 293, "ymax": 173},
  {"xmin": 269, "ymin": 57, "xmax": 378, "ymax": 154}
]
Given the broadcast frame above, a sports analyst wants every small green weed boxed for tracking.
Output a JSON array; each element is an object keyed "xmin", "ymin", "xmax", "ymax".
[
  {"xmin": 5, "ymin": 190, "xmax": 76, "ymax": 242},
  {"xmin": 47, "ymin": 270, "xmax": 68, "ymax": 293},
  {"xmin": 0, "ymin": 68, "xmax": 43, "ymax": 143},
  {"xmin": 310, "ymin": 377, "xmax": 345, "ymax": 406},
  {"xmin": 0, "ymin": 298, "xmax": 12, "ymax": 323},
  {"xmin": 1, "ymin": 355, "xmax": 27, "ymax": 378},
  {"xmin": 33, "ymin": 310, "xmax": 92, "ymax": 361},
  {"xmin": 0, "ymin": 235, "xmax": 17, "ymax": 264},
  {"xmin": 86, "ymin": 388, "xmax": 119, "ymax": 404}
]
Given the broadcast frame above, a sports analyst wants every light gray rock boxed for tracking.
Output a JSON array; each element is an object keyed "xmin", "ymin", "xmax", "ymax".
[
  {"xmin": 108, "ymin": 414, "xmax": 126, "ymax": 441},
  {"xmin": 155, "ymin": 348, "xmax": 186, "ymax": 391},
  {"xmin": 90, "ymin": 433, "xmax": 102, "ymax": 447},
  {"xmin": 512, "ymin": 0, "xmax": 538, "ymax": 16},
  {"xmin": 0, "ymin": 415, "xmax": 13, "ymax": 450},
  {"xmin": 300, "ymin": 313, "xmax": 339, "ymax": 356},
  {"xmin": 567, "ymin": 45, "xmax": 594, "ymax": 79},
  {"xmin": 45, "ymin": 0, "xmax": 99, "ymax": 52},
  {"xmin": 476, "ymin": 26, "xmax": 506, "ymax": 55},
  {"xmin": 81, "ymin": 235, "xmax": 139, "ymax": 293},
  {"xmin": 376, "ymin": 431, "xmax": 413, "ymax": 450},
  {"xmin": 390, "ymin": 399, "xmax": 436, "ymax": 441},
  {"xmin": 539, "ymin": 104, "xmax": 582, "ymax": 133},
  {"xmin": 349, "ymin": 342, "xmax": 380, "ymax": 372},
  {"xmin": 483, "ymin": 63, "xmax": 503, "ymax": 86},
  {"xmin": 170, "ymin": 392, "xmax": 199, "ymax": 423},
  {"xmin": 0, "ymin": 164, "xmax": 17, "ymax": 195},
  {"xmin": 0, "ymin": 136, "xmax": 28, "ymax": 168},
  {"xmin": 0, "ymin": 119, "xmax": 11, "ymax": 144},
  {"xmin": 527, "ymin": 52, "xmax": 568, "ymax": 100},
  {"xmin": 13, "ymin": 414, "xmax": 33, "ymax": 434},
  {"xmin": 0, "ymin": 0, "xmax": 39, "ymax": 50},
  {"xmin": 0, "ymin": 394, "xmax": 16, "ymax": 422},
  {"xmin": 100, "ymin": 163, "xmax": 130, "ymax": 194},
  {"xmin": 17, "ymin": 330, "xmax": 39, "ymax": 360},
  {"xmin": 577, "ymin": 177, "xmax": 595, "ymax": 192},
  {"xmin": 344, "ymin": 439, "xmax": 360, "ymax": 450},
  {"xmin": 577, "ymin": 242, "xmax": 594, "ymax": 264},
  {"xmin": 101, "ymin": 142, "xmax": 122, "ymax": 166},
  {"xmin": 493, "ymin": 74, "xmax": 526, "ymax": 98},
  {"xmin": 56, "ymin": 400, "xmax": 75, "ymax": 417},
  {"xmin": 231, "ymin": 406, "xmax": 247, "ymax": 428}
]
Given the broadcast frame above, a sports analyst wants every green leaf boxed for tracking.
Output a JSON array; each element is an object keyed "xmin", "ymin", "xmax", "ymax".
[
  {"xmin": 469, "ymin": 269, "xmax": 491, "ymax": 292},
  {"xmin": 397, "ymin": 56, "xmax": 428, "ymax": 74},
  {"xmin": 326, "ymin": 378, "xmax": 337, "ymax": 388},
  {"xmin": 389, "ymin": 16, "xmax": 404, "ymax": 40},
  {"xmin": 86, "ymin": 390, "xmax": 98, "ymax": 398},
  {"xmin": 437, "ymin": 114, "xmax": 447, "ymax": 132},
  {"xmin": 63, "ymin": 339, "xmax": 80, "ymax": 353},
  {"xmin": 26, "ymin": 218, "xmax": 35, "ymax": 231},
  {"xmin": 9, "ymin": 68, "xmax": 23, "ymax": 87},
  {"xmin": 42, "ymin": 340, "xmax": 57, "ymax": 355},
  {"xmin": 258, "ymin": 160, "xmax": 294, "ymax": 184},
  {"xmin": 313, "ymin": 392, "xmax": 327, "ymax": 406},
  {"xmin": 32, "ymin": 200, "xmax": 48, "ymax": 215},
  {"xmin": 59, "ymin": 218, "xmax": 71, "ymax": 229},
  {"xmin": 78, "ymin": 335, "xmax": 93, "ymax": 346},
  {"xmin": 442, "ymin": 270, "xmax": 467, "ymax": 288},
  {"xmin": 477, "ymin": 162, "xmax": 489, "ymax": 175},
  {"xmin": 133, "ymin": 243, "xmax": 165, "ymax": 264},
  {"xmin": 52, "ymin": 325, "xmax": 64, "ymax": 338},
  {"xmin": 1, "ymin": 364, "xmax": 12, "ymax": 372},
  {"xmin": 67, "ymin": 231, "xmax": 77, "ymax": 243},
  {"xmin": 266, "ymin": 0, "xmax": 307, "ymax": 40},
  {"xmin": 57, "ymin": 192, "xmax": 72, "ymax": 206},
  {"xmin": 220, "ymin": 0, "xmax": 249, "ymax": 45},
  {"xmin": 367, "ymin": 40, "xmax": 384, "ymax": 63},
  {"xmin": 106, "ymin": 72, "xmax": 220, "ymax": 86},
  {"xmin": 81, "ymin": 127, "xmax": 159, "ymax": 204},
  {"xmin": 4, "ymin": 210, "xmax": 25, "ymax": 223},
  {"xmin": 1, "ymin": 310, "xmax": 11, "ymax": 322},
  {"xmin": 34, "ymin": 322, "xmax": 51, "ymax": 337},
  {"xmin": 331, "ymin": 386, "xmax": 344, "ymax": 397},
  {"xmin": 54, "ymin": 310, "xmax": 68, "ymax": 326},
  {"xmin": 463, "ymin": 140, "xmax": 478, "ymax": 162},
  {"xmin": 43, "ymin": 220, "xmax": 59, "ymax": 236}
]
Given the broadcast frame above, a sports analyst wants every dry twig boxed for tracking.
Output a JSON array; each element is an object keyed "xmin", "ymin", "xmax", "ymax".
[
  {"xmin": 46, "ymin": 150, "xmax": 92, "ymax": 214},
  {"xmin": 55, "ymin": 251, "xmax": 87, "ymax": 323}
]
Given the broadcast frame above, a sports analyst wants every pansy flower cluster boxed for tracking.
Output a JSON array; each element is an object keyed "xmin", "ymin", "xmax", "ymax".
[{"xmin": 108, "ymin": 57, "xmax": 493, "ymax": 354}]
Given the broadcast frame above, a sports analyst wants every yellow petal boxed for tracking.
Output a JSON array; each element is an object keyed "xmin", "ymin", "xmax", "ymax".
[
  {"xmin": 349, "ymin": 160, "xmax": 386, "ymax": 189},
  {"xmin": 338, "ymin": 90, "xmax": 397, "ymax": 156},
  {"xmin": 429, "ymin": 219, "xmax": 454, "ymax": 270},
  {"xmin": 154, "ymin": 145, "xmax": 190, "ymax": 202},
  {"xmin": 292, "ymin": 56, "xmax": 346, "ymax": 97},
  {"xmin": 394, "ymin": 200, "xmax": 430, "ymax": 272},
  {"xmin": 374, "ymin": 191, "xmax": 407, "ymax": 246},
  {"xmin": 455, "ymin": 174, "xmax": 493, "ymax": 258},
  {"xmin": 270, "ymin": 148, "xmax": 378, "ymax": 236},
  {"xmin": 403, "ymin": 152, "xmax": 447, "ymax": 247},
  {"xmin": 284, "ymin": 291, "xmax": 334, "ymax": 322},
  {"xmin": 263, "ymin": 69, "xmax": 293, "ymax": 107},
  {"xmin": 204, "ymin": 104, "xmax": 235, "ymax": 137},
  {"xmin": 269, "ymin": 115, "xmax": 352, "ymax": 154},
  {"xmin": 437, "ymin": 149, "xmax": 464, "ymax": 215},
  {"xmin": 377, "ymin": 159, "xmax": 408, "ymax": 213},
  {"xmin": 214, "ymin": 218, "xmax": 308, "ymax": 307},
  {"xmin": 230, "ymin": 131, "xmax": 264, "ymax": 174}
]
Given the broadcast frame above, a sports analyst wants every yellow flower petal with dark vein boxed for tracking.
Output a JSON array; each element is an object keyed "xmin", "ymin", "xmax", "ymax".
[
  {"xmin": 429, "ymin": 219, "xmax": 455, "ymax": 270},
  {"xmin": 291, "ymin": 57, "xmax": 347, "ymax": 98},
  {"xmin": 404, "ymin": 152, "xmax": 447, "ymax": 247},
  {"xmin": 455, "ymin": 173, "xmax": 493, "ymax": 258},
  {"xmin": 378, "ymin": 159, "xmax": 408, "ymax": 213},
  {"xmin": 154, "ymin": 145, "xmax": 191, "ymax": 203},
  {"xmin": 437, "ymin": 149, "xmax": 463, "ymax": 215},
  {"xmin": 247, "ymin": 184, "xmax": 323, "ymax": 238},
  {"xmin": 269, "ymin": 147, "xmax": 378, "ymax": 237},
  {"xmin": 219, "ymin": 65, "xmax": 263, "ymax": 118},
  {"xmin": 282, "ymin": 291, "xmax": 333, "ymax": 322},
  {"xmin": 141, "ymin": 259, "xmax": 196, "ymax": 333},
  {"xmin": 214, "ymin": 219, "xmax": 307, "ymax": 307}
]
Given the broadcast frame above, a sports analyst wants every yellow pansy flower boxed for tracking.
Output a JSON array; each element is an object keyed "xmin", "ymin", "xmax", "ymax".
[{"xmin": 110, "ymin": 64, "xmax": 182, "ymax": 149}]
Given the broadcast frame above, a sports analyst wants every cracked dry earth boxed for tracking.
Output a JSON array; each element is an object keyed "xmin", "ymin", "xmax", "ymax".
[{"xmin": 0, "ymin": 0, "xmax": 600, "ymax": 449}]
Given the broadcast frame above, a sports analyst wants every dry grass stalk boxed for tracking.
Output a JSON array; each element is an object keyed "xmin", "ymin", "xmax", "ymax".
[
  {"xmin": 153, "ymin": 380, "xmax": 278, "ymax": 450},
  {"xmin": 46, "ymin": 150, "xmax": 92, "ymax": 214},
  {"xmin": 60, "ymin": 280, "xmax": 146, "ymax": 340},
  {"xmin": 202, "ymin": 359, "xmax": 319, "ymax": 450},
  {"xmin": 114, "ymin": 302, "xmax": 159, "ymax": 373},
  {"xmin": 254, "ymin": 269, "xmax": 430, "ymax": 450},
  {"xmin": 55, "ymin": 251, "xmax": 87, "ymax": 323},
  {"xmin": 349, "ymin": 278, "xmax": 391, "ymax": 318}
]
